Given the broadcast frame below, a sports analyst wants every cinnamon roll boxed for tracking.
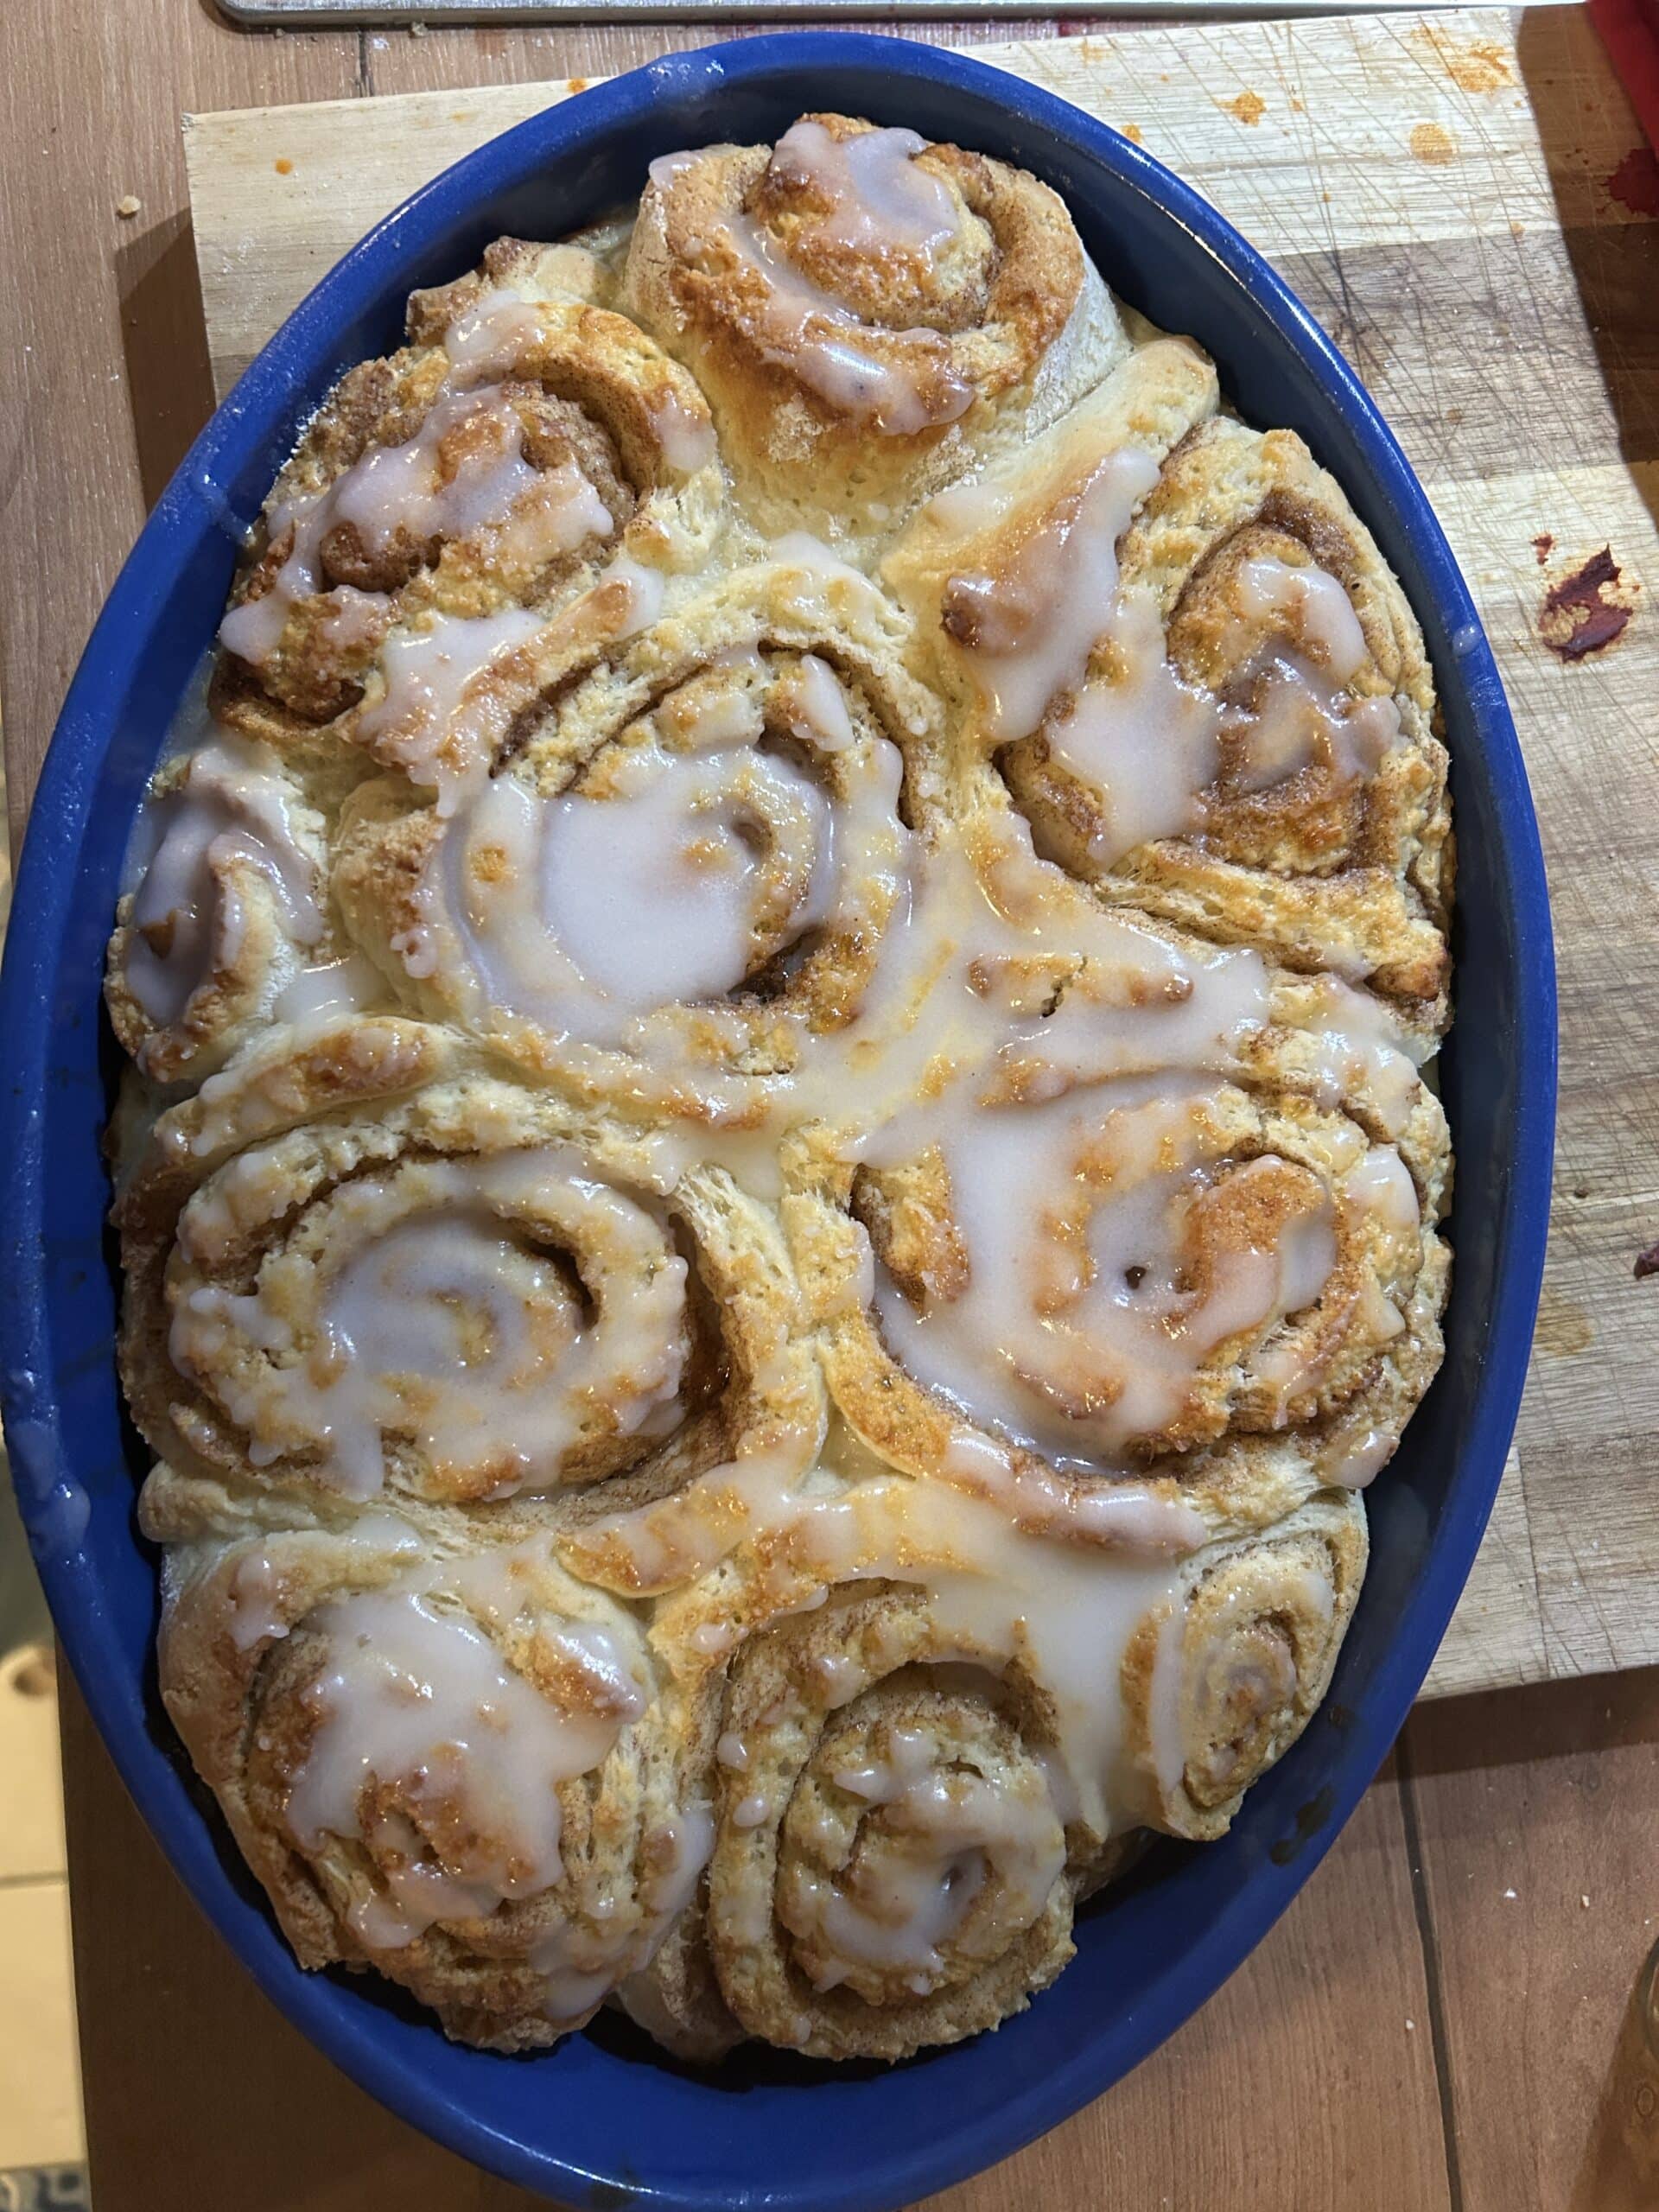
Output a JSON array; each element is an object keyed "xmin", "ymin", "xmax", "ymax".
[
  {"xmin": 785, "ymin": 1067, "xmax": 1447, "ymax": 1506},
  {"xmin": 105, "ymin": 117, "xmax": 1456, "ymax": 2070},
  {"xmin": 698, "ymin": 1586, "xmax": 1074, "ymax": 2060},
  {"xmin": 215, "ymin": 270, "xmax": 721, "ymax": 762},
  {"xmin": 888, "ymin": 348, "xmax": 1452, "ymax": 1020},
  {"xmin": 1121, "ymin": 1491, "xmax": 1366, "ymax": 1840},
  {"xmin": 622, "ymin": 115, "xmax": 1127, "ymax": 547},
  {"xmin": 114, "ymin": 1018, "xmax": 822, "ymax": 1515},
  {"xmin": 594, "ymin": 1429, "xmax": 1358, "ymax": 2059},
  {"xmin": 331, "ymin": 543, "xmax": 931, "ymax": 1122},
  {"xmin": 147, "ymin": 1511, "xmax": 711, "ymax": 2048},
  {"xmin": 105, "ymin": 702, "xmax": 330, "ymax": 1080}
]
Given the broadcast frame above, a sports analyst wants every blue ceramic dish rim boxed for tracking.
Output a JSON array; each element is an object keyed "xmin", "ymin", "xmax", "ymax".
[{"xmin": 1, "ymin": 32, "xmax": 1555, "ymax": 2211}]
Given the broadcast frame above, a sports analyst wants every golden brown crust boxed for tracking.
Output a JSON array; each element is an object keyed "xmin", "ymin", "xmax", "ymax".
[
  {"xmin": 153, "ymin": 1518, "xmax": 701, "ymax": 2049},
  {"xmin": 702, "ymin": 1587, "xmax": 1074, "ymax": 2059},
  {"xmin": 785, "ymin": 1072, "xmax": 1449, "ymax": 1525},
  {"xmin": 104, "ymin": 731, "xmax": 334, "ymax": 1084},
  {"xmin": 217, "ymin": 299, "xmax": 722, "ymax": 759}
]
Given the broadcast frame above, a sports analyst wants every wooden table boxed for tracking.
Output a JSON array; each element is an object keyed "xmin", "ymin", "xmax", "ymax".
[{"xmin": 5, "ymin": 3, "xmax": 1659, "ymax": 2205}]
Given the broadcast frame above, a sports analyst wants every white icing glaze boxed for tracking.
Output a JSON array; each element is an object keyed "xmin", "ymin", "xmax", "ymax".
[
  {"xmin": 532, "ymin": 744, "xmax": 836, "ymax": 1009},
  {"xmin": 1223, "ymin": 557, "xmax": 1402, "ymax": 792},
  {"xmin": 1298, "ymin": 976, "xmax": 1427, "ymax": 1136},
  {"xmin": 283, "ymin": 1545, "xmax": 645, "ymax": 1956},
  {"xmin": 329, "ymin": 385, "xmax": 611, "ymax": 571},
  {"xmin": 357, "ymin": 549, "xmax": 661, "ymax": 827},
  {"xmin": 355, "ymin": 606, "xmax": 546, "ymax": 815},
  {"xmin": 222, "ymin": 385, "xmax": 589, "ymax": 672},
  {"xmin": 271, "ymin": 950, "xmax": 385, "ymax": 1027},
  {"xmin": 170, "ymin": 1149, "xmax": 690, "ymax": 1500},
  {"xmin": 647, "ymin": 387, "xmax": 718, "ymax": 474},
  {"xmin": 945, "ymin": 447, "xmax": 1160, "ymax": 741},
  {"xmin": 652, "ymin": 143, "xmax": 973, "ymax": 436},
  {"xmin": 124, "ymin": 731, "xmax": 322, "ymax": 1030},
  {"xmin": 1236, "ymin": 556, "xmax": 1368, "ymax": 677},
  {"xmin": 1327, "ymin": 1427, "xmax": 1395, "ymax": 1488},
  {"xmin": 226, "ymin": 1512, "xmax": 423, "ymax": 1650},
  {"xmin": 1046, "ymin": 590, "xmax": 1222, "ymax": 866},
  {"xmin": 780, "ymin": 652, "xmax": 858, "ymax": 752},
  {"xmin": 410, "ymin": 645, "xmax": 908, "ymax": 1058},
  {"xmin": 442, "ymin": 286, "xmax": 549, "ymax": 375},
  {"xmin": 1341, "ymin": 1144, "xmax": 1421, "ymax": 1238},
  {"xmin": 779, "ymin": 1478, "xmax": 1192, "ymax": 1838},
  {"xmin": 780, "ymin": 1732, "xmax": 1064, "ymax": 1998},
  {"xmin": 621, "ymin": 810, "xmax": 1272, "ymax": 1198},
  {"xmin": 594, "ymin": 552, "xmax": 667, "ymax": 638},
  {"xmin": 871, "ymin": 1079, "xmax": 1337, "ymax": 1468},
  {"xmin": 768, "ymin": 121, "xmax": 962, "ymax": 262},
  {"xmin": 938, "ymin": 1427, "xmax": 1206, "ymax": 1553}
]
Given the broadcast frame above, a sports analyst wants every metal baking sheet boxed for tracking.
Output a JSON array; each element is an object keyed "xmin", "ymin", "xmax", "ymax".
[{"xmin": 223, "ymin": 0, "xmax": 1475, "ymax": 21}]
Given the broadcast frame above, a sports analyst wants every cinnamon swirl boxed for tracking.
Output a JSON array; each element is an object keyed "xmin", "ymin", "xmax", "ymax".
[
  {"xmin": 888, "ymin": 345, "xmax": 1451, "ymax": 1019},
  {"xmin": 621, "ymin": 116, "xmax": 1127, "ymax": 547}
]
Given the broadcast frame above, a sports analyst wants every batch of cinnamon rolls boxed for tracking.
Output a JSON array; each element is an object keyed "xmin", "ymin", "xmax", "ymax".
[{"xmin": 107, "ymin": 115, "xmax": 1452, "ymax": 2063}]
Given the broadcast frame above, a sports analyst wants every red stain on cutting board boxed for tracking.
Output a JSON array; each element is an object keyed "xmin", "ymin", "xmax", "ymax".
[
  {"xmin": 1607, "ymin": 148, "xmax": 1659, "ymax": 216},
  {"xmin": 1538, "ymin": 548, "xmax": 1638, "ymax": 661}
]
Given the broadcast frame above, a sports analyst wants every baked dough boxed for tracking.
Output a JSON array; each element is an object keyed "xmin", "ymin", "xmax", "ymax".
[{"xmin": 106, "ymin": 116, "xmax": 1452, "ymax": 2063}]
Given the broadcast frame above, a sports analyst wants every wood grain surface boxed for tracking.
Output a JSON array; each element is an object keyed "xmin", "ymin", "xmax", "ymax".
[
  {"xmin": 3, "ymin": 5, "xmax": 1658, "ymax": 2209},
  {"xmin": 175, "ymin": 3, "xmax": 1659, "ymax": 1702}
]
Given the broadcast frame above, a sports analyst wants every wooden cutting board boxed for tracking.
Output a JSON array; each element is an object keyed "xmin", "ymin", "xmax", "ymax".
[{"xmin": 181, "ymin": 5, "xmax": 1659, "ymax": 1702}]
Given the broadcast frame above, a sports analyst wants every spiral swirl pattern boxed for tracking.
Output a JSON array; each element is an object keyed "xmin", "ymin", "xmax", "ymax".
[
  {"xmin": 887, "ymin": 341, "xmax": 1452, "ymax": 1021},
  {"xmin": 621, "ymin": 115, "xmax": 1127, "ymax": 544}
]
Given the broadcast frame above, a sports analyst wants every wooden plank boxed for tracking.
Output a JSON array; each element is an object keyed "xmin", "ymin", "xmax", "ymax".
[
  {"xmin": 1427, "ymin": 1451, "xmax": 1552, "ymax": 1696},
  {"xmin": 186, "ymin": 10, "xmax": 1649, "ymax": 393},
  {"xmin": 0, "ymin": 0, "xmax": 362, "ymax": 851},
  {"xmin": 1403, "ymin": 1666, "xmax": 1659, "ymax": 2209},
  {"xmin": 60, "ymin": 1672, "xmax": 1448, "ymax": 2212},
  {"xmin": 925, "ymin": 1755, "xmax": 1451, "ymax": 2212},
  {"xmin": 176, "ymin": 5, "xmax": 1659, "ymax": 1703}
]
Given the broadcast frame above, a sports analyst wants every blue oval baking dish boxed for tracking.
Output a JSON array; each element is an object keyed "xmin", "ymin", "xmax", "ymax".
[{"xmin": 1, "ymin": 32, "xmax": 1554, "ymax": 2211}]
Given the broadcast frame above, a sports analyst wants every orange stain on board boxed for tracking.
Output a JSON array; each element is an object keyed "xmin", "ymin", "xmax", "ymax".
[
  {"xmin": 1120, "ymin": 123, "xmax": 1145, "ymax": 144},
  {"xmin": 1607, "ymin": 147, "xmax": 1659, "ymax": 215},
  {"xmin": 1410, "ymin": 122, "xmax": 1457, "ymax": 166},
  {"xmin": 567, "ymin": 76, "xmax": 589, "ymax": 92},
  {"xmin": 274, "ymin": 157, "xmax": 293, "ymax": 175},
  {"xmin": 1410, "ymin": 24, "xmax": 1513, "ymax": 92},
  {"xmin": 1535, "ymin": 1288, "xmax": 1592, "ymax": 1357},
  {"xmin": 1225, "ymin": 90, "xmax": 1267, "ymax": 125}
]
